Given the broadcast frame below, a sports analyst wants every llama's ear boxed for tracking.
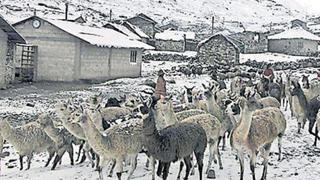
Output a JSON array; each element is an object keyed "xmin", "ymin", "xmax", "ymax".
[
  {"xmin": 184, "ymin": 86, "xmax": 188, "ymax": 90},
  {"xmin": 202, "ymin": 83, "xmax": 207, "ymax": 89},
  {"xmin": 96, "ymin": 104, "xmax": 101, "ymax": 110},
  {"xmin": 139, "ymin": 93, "xmax": 146, "ymax": 104},
  {"xmin": 80, "ymin": 105, "xmax": 84, "ymax": 113},
  {"xmin": 191, "ymin": 86, "xmax": 195, "ymax": 90}
]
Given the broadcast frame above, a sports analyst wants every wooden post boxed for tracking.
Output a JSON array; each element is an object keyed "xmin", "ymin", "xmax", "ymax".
[
  {"xmin": 65, "ymin": 3, "xmax": 69, "ymax": 20},
  {"xmin": 183, "ymin": 34, "xmax": 187, "ymax": 52},
  {"xmin": 212, "ymin": 16, "xmax": 215, "ymax": 34},
  {"xmin": 110, "ymin": 9, "xmax": 112, "ymax": 22}
]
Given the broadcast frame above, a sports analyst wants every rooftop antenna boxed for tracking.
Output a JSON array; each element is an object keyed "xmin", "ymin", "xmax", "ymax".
[
  {"xmin": 65, "ymin": 3, "xmax": 69, "ymax": 20},
  {"xmin": 33, "ymin": 9, "xmax": 37, "ymax": 16},
  {"xmin": 110, "ymin": 9, "xmax": 112, "ymax": 22}
]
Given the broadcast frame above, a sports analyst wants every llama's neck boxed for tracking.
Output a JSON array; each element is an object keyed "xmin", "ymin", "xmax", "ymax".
[
  {"xmin": 43, "ymin": 124, "xmax": 64, "ymax": 144},
  {"xmin": 235, "ymin": 105, "xmax": 254, "ymax": 140},
  {"xmin": 143, "ymin": 110, "xmax": 161, "ymax": 143},
  {"xmin": 207, "ymin": 94, "xmax": 224, "ymax": 120},
  {"xmin": 0, "ymin": 121, "xmax": 14, "ymax": 140},
  {"xmin": 296, "ymin": 90, "xmax": 309, "ymax": 112},
  {"xmin": 80, "ymin": 119, "xmax": 111, "ymax": 154},
  {"xmin": 61, "ymin": 118, "xmax": 86, "ymax": 140},
  {"xmin": 164, "ymin": 101, "xmax": 178, "ymax": 126}
]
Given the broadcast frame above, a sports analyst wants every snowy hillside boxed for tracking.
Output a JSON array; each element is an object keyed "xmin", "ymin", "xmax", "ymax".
[{"xmin": 1, "ymin": 0, "xmax": 320, "ymax": 33}]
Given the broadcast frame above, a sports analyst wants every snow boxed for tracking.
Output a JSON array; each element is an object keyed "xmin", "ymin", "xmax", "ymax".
[
  {"xmin": 147, "ymin": 50, "xmax": 197, "ymax": 57},
  {"xmin": 240, "ymin": 53, "xmax": 310, "ymax": 63},
  {"xmin": 155, "ymin": 30, "xmax": 196, "ymax": 41},
  {"xmin": 308, "ymin": 23, "xmax": 320, "ymax": 34},
  {"xmin": 268, "ymin": 27, "xmax": 320, "ymax": 41},
  {"xmin": 103, "ymin": 22, "xmax": 142, "ymax": 40},
  {"xmin": 15, "ymin": 16, "xmax": 154, "ymax": 49},
  {"xmin": 123, "ymin": 22, "xmax": 150, "ymax": 39}
]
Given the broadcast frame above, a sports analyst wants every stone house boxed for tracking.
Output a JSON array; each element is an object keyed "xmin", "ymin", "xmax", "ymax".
[
  {"xmin": 229, "ymin": 31, "xmax": 268, "ymax": 53},
  {"xmin": 291, "ymin": 19, "xmax": 307, "ymax": 30},
  {"xmin": 103, "ymin": 21, "xmax": 149, "ymax": 43},
  {"xmin": 127, "ymin": 13, "xmax": 157, "ymax": 39},
  {"xmin": 160, "ymin": 23, "xmax": 179, "ymax": 31},
  {"xmin": 197, "ymin": 34, "xmax": 240, "ymax": 65},
  {"xmin": 268, "ymin": 27, "xmax": 320, "ymax": 56},
  {"xmin": 13, "ymin": 16, "xmax": 153, "ymax": 82},
  {"xmin": 0, "ymin": 15, "xmax": 26, "ymax": 89},
  {"xmin": 154, "ymin": 30, "xmax": 196, "ymax": 52}
]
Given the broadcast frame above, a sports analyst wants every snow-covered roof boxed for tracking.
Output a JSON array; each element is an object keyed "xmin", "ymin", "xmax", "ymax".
[
  {"xmin": 155, "ymin": 30, "xmax": 195, "ymax": 41},
  {"xmin": 14, "ymin": 16, "xmax": 154, "ymax": 49},
  {"xmin": 123, "ymin": 21, "xmax": 150, "ymax": 39},
  {"xmin": 103, "ymin": 22, "xmax": 141, "ymax": 40},
  {"xmin": 197, "ymin": 33, "xmax": 240, "ymax": 52},
  {"xmin": 268, "ymin": 27, "xmax": 320, "ymax": 41},
  {"xmin": 308, "ymin": 23, "xmax": 320, "ymax": 33}
]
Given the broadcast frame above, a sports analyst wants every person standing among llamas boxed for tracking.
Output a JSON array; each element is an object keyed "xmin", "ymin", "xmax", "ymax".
[{"xmin": 154, "ymin": 69, "xmax": 167, "ymax": 102}]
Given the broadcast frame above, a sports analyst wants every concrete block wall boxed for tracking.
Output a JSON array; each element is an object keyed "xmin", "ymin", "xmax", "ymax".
[
  {"xmin": 14, "ymin": 18, "xmax": 77, "ymax": 81},
  {"xmin": 0, "ymin": 29, "xmax": 8, "ymax": 88},
  {"xmin": 268, "ymin": 39, "xmax": 318, "ymax": 56}
]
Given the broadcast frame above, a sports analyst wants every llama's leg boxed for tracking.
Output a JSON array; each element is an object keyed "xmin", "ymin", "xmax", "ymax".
[
  {"xmin": 195, "ymin": 152, "xmax": 204, "ymax": 180},
  {"xmin": 206, "ymin": 143, "xmax": 214, "ymax": 174},
  {"xmin": 249, "ymin": 151, "xmax": 257, "ymax": 180},
  {"xmin": 190, "ymin": 154, "xmax": 196, "ymax": 176},
  {"xmin": 162, "ymin": 162, "xmax": 171, "ymax": 180},
  {"xmin": 238, "ymin": 152, "xmax": 245, "ymax": 180},
  {"xmin": 127, "ymin": 155, "xmax": 138, "ymax": 180},
  {"xmin": 26, "ymin": 153, "xmax": 33, "ymax": 170},
  {"xmin": 145, "ymin": 158, "xmax": 150, "ymax": 169},
  {"xmin": 151, "ymin": 157, "xmax": 156, "ymax": 180},
  {"xmin": 67, "ymin": 144, "xmax": 74, "ymax": 165},
  {"xmin": 115, "ymin": 156, "xmax": 124, "ymax": 180},
  {"xmin": 261, "ymin": 144, "xmax": 272, "ymax": 180},
  {"xmin": 157, "ymin": 160, "xmax": 163, "ymax": 177},
  {"xmin": 78, "ymin": 149, "xmax": 87, "ymax": 164},
  {"xmin": 76, "ymin": 142, "xmax": 84, "ymax": 162},
  {"xmin": 19, "ymin": 155, "xmax": 24, "ymax": 170},
  {"xmin": 45, "ymin": 148, "xmax": 55, "ymax": 167},
  {"xmin": 222, "ymin": 135, "xmax": 226, "ymax": 151},
  {"xmin": 298, "ymin": 122, "xmax": 302, "ymax": 134},
  {"xmin": 217, "ymin": 143, "xmax": 223, "ymax": 170},
  {"xmin": 95, "ymin": 154, "xmax": 100, "ymax": 171},
  {"xmin": 98, "ymin": 157, "xmax": 107, "ymax": 180},
  {"xmin": 107, "ymin": 159, "xmax": 116, "ymax": 177},
  {"xmin": 51, "ymin": 148, "xmax": 66, "ymax": 170},
  {"xmin": 177, "ymin": 161, "xmax": 184, "ymax": 179},
  {"xmin": 314, "ymin": 127, "xmax": 318, "ymax": 147},
  {"xmin": 183, "ymin": 156, "xmax": 192, "ymax": 180},
  {"xmin": 278, "ymin": 134, "xmax": 283, "ymax": 161}
]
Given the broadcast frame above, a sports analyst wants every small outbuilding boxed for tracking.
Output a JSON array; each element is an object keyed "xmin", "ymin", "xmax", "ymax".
[
  {"xmin": 13, "ymin": 16, "xmax": 153, "ymax": 82},
  {"xmin": 154, "ymin": 30, "xmax": 196, "ymax": 52},
  {"xmin": 197, "ymin": 34, "xmax": 240, "ymax": 65},
  {"xmin": 229, "ymin": 31, "xmax": 268, "ymax": 53},
  {"xmin": 268, "ymin": 27, "xmax": 320, "ymax": 56},
  {"xmin": 127, "ymin": 13, "xmax": 157, "ymax": 39},
  {"xmin": 0, "ymin": 15, "xmax": 26, "ymax": 89}
]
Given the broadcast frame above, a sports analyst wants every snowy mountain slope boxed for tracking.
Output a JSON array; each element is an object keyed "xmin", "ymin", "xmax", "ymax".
[{"xmin": 0, "ymin": 0, "xmax": 319, "ymax": 33}]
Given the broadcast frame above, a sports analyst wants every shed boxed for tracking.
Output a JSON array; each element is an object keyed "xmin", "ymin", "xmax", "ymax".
[
  {"xmin": 13, "ymin": 16, "xmax": 153, "ymax": 82},
  {"xmin": 127, "ymin": 13, "xmax": 157, "ymax": 39},
  {"xmin": 154, "ymin": 30, "xmax": 196, "ymax": 52},
  {"xmin": 197, "ymin": 34, "xmax": 240, "ymax": 65},
  {"xmin": 268, "ymin": 27, "xmax": 320, "ymax": 56},
  {"xmin": 0, "ymin": 15, "xmax": 26, "ymax": 89}
]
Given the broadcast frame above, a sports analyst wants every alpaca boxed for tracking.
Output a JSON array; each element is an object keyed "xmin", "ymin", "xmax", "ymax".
[
  {"xmin": 139, "ymin": 96, "xmax": 207, "ymax": 180},
  {"xmin": 231, "ymin": 94, "xmax": 286, "ymax": 180},
  {"xmin": 291, "ymin": 81, "xmax": 308, "ymax": 133},
  {"xmin": 0, "ymin": 117, "xmax": 56, "ymax": 170},
  {"xmin": 37, "ymin": 113, "xmax": 83, "ymax": 170},
  {"xmin": 74, "ymin": 107, "xmax": 144, "ymax": 180},
  {"xmin": 315, "ymin": 110, "xmax": 320, "ymax": 146}
]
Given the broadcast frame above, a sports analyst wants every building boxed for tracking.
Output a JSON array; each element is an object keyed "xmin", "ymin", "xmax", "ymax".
[
  {"xmin": 197, "ymin": 34, "xmax": 240, "ymax": 65},
  {"xmin": 103, "ymin": 21, "xmax": 149, "ymax": 43},
  {"xmin": 308, "ymin": 23, "xmax": 320, "ymax": 36},
  {"xmin": 127, "ymin": 13, "xmax": 157, "ymax": 39},
  {"xmin": 268, "ymin": 27, "xmax": 320, "ymax": 56},
  {"xmin": 0, "ymin": 15, "xmax": 26, "ymax": 89},
  {"xmin": 160, "ymin": 23, "xmax": 179, "ymax": 31},
  {"xmin": 154, "ymin": 30, "xmax": 196, "ymax": 52},
  {"xmin": 229, "ymin": 31, "xmax": 268, "ymax": 53},
  {"xmin": 291, "ymin": 19, "xmax": 307, "ymax": 30},
  {"xmin": 13, "ymin": 16, "xmax": 153, "ymax": 82}
]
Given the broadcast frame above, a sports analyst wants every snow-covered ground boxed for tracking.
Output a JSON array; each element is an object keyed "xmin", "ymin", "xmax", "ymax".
[
  {"xmin": 1, "ymin": 60, "xmax": 320, "ymax": 180},
  {"xmin": 240, "ymin": 52, "xmax": 310, "ymax": 64}
]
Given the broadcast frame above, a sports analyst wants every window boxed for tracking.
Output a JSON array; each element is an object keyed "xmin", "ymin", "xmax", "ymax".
[
  {"xmin": 130, "ymin": 50, "xmax": 137, "ymax": 63},
  {"xmin": 253, "ymin": 34, "xmax": 260, "ymax": 42}
]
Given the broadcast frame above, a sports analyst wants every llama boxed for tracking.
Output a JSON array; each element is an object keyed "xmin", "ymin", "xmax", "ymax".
[
  {"xmin": 74, "ymin": 107, "xmax": 145, "ymax": 180},
  {"xmin": 231, "ymin": 94, "xmax": 286, "ymax": 180},
  {"xmin": 305, "ymin": 96, "xmax": 320, "ymax": 146},
  {"xmin": 315, "ymin": 110, "xmax": 320, "ymax": 147},
  {"xmin": 291, "ymin": 81, "xmax": 308, "ymax": 133},
  {"xmin": 0, "ymin": 117, "xmax": 56, "ymax": 170},
  {"xmin": 139, "ymin": 96, "xmax": 207, "ymax": 180},
  {"xmin": 37, "ymin": 113, "xmax": 83, "ymax": 170},
  {"xmin": 301, "ymin": 74, "xmax": 320, "ymax": 102}
]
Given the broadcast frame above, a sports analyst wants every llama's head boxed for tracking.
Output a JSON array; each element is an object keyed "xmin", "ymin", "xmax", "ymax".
[
  {"xmin": 37, "ymin": 113, "xmax": 53, "ymax": 129},
  {"xmin": 302, "ymin": 75, "xmax": 310, "ymax": 89},
  {"xmin": 184, "ymin": 86, "xmax": 195, "ymax": 103},
  {"xmin": 291, "ymin": 81, "xmax": 304, "ymax": 97}
]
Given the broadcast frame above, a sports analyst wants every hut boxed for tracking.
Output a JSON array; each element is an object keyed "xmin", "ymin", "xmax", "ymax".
[
  {"xmin": 0, "ymin": 15, "xmax": 26, "ymax": 89},
  {"xmin": 13, "ymin": 16, "xmax": 153, "ymax": 82},
  {"xmin": 229, "ymin": 31, "xmax": 268, "ymax": 53},
  {"xmin": 127, "ymin": 13, "xmax": 157, "ymax": 39},
  {"xmin": 197, "ymin": 34, "xmax": 240, "ymax": 65},
  {"xmin": 268, "ymin": 27, "xmax": 320, "ymax": 56}
]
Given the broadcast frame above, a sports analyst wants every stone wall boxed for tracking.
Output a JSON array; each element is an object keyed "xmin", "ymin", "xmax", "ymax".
[
  {"xmin": 229, "ymin": 31, "xmax": 268, "ymax": 53},
  {"xmin": 155, "ymin": 39, "xmax": 184, "ymax": 52},
  {"xmin": 243, "ymin": 58, "xmax": 320, "ymax": 70},
  {"xmin": 143, "ymin": 52, "xmax": 197, "ymax": 62},
  {"xmin": 0, "ymin": 29, "xmax": 8, "ymax": 88},
  {"xmin": 268, "ymin": 39, "xmax": 319, "ymax": 56},
  {"xmin": 198, "ymin": 35, "xmax": 239, "ymax": 65},
  {"xmin": 185, "ymin": 40, "xmax": 198, "ymax": 51}
]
